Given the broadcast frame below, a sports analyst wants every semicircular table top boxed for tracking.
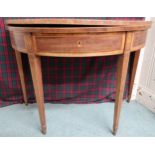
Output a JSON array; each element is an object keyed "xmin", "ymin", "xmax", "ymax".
[{"xmin": 6, "ymin": 19, "xmax": 151, "ymax": 32}]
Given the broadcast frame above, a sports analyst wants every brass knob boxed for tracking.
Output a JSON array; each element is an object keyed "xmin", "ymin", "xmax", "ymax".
[{"xmin": 77, "ymin": 41, "xmax": 81, "ymax": 47}]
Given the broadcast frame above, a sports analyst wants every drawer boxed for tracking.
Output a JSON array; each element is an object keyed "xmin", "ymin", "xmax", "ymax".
[{"xmin": 35, "ymin": 32, "xmax": 125, "ymax": 56}]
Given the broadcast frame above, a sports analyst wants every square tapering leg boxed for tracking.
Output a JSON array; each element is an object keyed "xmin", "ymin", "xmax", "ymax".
[
  {"xmin": 113, "ymin": 32, "xmax": 133, "ymax": 135},
  {"xmin": 28, "ymin": 54, "xmax": 46, "ymax": 134},
  {"xmin": 113, "ymin": 53, "xmax": 130, "ymax": 135},
  {"xmin": 128, "ymin": 50, "xmax": 140, "ymax": 102},
  {"xmin": 15, "ymin": 50, "xmax": 28, "ymax": 105}
]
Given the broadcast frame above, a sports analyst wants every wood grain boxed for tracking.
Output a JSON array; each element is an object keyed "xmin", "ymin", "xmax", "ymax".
[
  {"xmin": 10, "ymin": 32, "xmax": 25, "ymax": 51},
  {"xmin": 14, "ymin": 50, "xmax": 28, "ymax": 105},
  {"xmin": 113, "ymin": 32, "xmax": 133, "ymax": 135},
  {"xmin": 7, "ymin": 25, "xmax": 151, "ymax": 34},
  {"xmin": 131, "ymin": 31, "xmax": 147, "ymax": 51},
  {"xmin": 5, "ymin": 19, "xmax": 151, "ymax": 27},
  {"xmin": 128, "ymin": 50, "xmax": 141, "ymax": 102},
  {"xmin": 28, "ymin": 54, "xmax": 46, "ymax": 134},
  {"xmin": 35, "ymin": 33, "xmax": 125, "ymax": 54}
]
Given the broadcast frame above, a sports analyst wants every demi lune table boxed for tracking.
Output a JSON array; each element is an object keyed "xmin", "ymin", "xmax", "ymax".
[{"xmin": 6, "ymin": 19, "xmax": 151, "ymax": 135}]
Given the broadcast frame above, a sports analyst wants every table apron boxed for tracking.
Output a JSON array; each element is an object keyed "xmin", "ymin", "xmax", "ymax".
[{"xmin": 10, "ymin": 30, "xmax": 147, "ymax": 57}]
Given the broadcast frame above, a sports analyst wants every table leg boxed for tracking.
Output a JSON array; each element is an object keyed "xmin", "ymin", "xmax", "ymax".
[
  {"xmin": 113, "ymin": 53, "xmax": 130, "ymax": 135},
  {"xmin": 28, "ymin": 54, "xmax": 46, "ymax": 134},
  {"xmin": 15, "ymin": 50, "xmax": 28, "ymax": 105},
  {"xmin": 128, "ymin": 50, "xmax": 140, "ymax": 102}
]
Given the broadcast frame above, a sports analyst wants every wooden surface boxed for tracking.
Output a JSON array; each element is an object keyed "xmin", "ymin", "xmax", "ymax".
[
  {"xmin": 9, "ymin": 30, "xmax": 148, "ymax": 57},
  {"xmin": 7, "ymin": 25, "xmax": 151, "ymax": 33},
  {"xmin": 14, "ymin": 51, "xmax": 28, "ymax": 105},
  {"xmin": 128, "ymin": 50, "xmax": 141, "ymax": 102},
  {"xmin": 35, "ymin": 33, "xmax": 125, "ymax": 56},
  {"xmin": 28, "ymin": 54, "xmax": 46, "ymax": 134},
  {"xmin": 113, "ymin": 32, "xmax": 133, "ymax": 135},
  {"xmin": 6, "ymin": 19, "xmax": 151, "ymax": 135},
  {"xmin": 6, "ymin": 18, "xmax": 151, "ymax": 27}
]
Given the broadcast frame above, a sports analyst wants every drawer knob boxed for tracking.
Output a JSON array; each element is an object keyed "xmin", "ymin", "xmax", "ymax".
[{"xmin": 77, "ymin": 41, "xmax": 81, "ymax": 47}]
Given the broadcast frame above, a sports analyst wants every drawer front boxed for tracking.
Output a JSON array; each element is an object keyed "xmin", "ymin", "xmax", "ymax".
[
  {"xmin": 131, "ymin": 30, "xmax": 147, "ymax": 51},
  {"xmin": 35, "ymin": 33, "xmax": 125, "ymax": 55}
]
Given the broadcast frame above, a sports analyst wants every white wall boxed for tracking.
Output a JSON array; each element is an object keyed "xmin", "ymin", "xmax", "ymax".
[{"xmin": 136, "ymin": 17, "xmax": 155, "ymax": 112}]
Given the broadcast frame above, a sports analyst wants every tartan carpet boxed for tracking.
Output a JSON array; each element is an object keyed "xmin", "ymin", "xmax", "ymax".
[{"xmin": 0, "ymin": 17, "xmax": 144, "ymax": 107}]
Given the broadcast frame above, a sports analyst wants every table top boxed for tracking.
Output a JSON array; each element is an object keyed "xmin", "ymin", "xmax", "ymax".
[
  {"xmin": 6, "ymin": 19, "xmax": 151, "ymax": 33},
  {"xmin": 6, "ymin": 19, "xmax": 152, "ymax": 57},
  {"xmin": 6, "ymin": 18, "xmax": 151, "ymax": 26}
]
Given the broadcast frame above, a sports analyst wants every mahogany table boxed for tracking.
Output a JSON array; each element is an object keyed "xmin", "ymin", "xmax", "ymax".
[{"xmin": 6, "ymin": 19, "xmax": 151, "ymax": 135}]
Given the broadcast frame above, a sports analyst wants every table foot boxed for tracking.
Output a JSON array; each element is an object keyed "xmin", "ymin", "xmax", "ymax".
[
  {"xmin": 112, "ymin": 127, "xmax": 118, "ymax": 136},
  {"xmin": 127, "ymin": 99, "xmax": 131, "ymax": 103},
  {"xmin": 41, "ymin": 125, "xmax": 47, "ymax": 135},
  {"xmin": 24, "ymin": 101, "xmax": 28, "ymax": 106}
]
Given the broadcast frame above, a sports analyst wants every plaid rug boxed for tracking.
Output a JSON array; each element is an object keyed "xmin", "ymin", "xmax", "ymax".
[{"xmin": 0, "ymin": 17, "xmax": 144, "ymax": 107}]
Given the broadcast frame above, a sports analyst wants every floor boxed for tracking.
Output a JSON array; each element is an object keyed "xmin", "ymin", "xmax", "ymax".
[{"xmin": 0, "ymin": 101, "xmax": 155, "ymax": 137}]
